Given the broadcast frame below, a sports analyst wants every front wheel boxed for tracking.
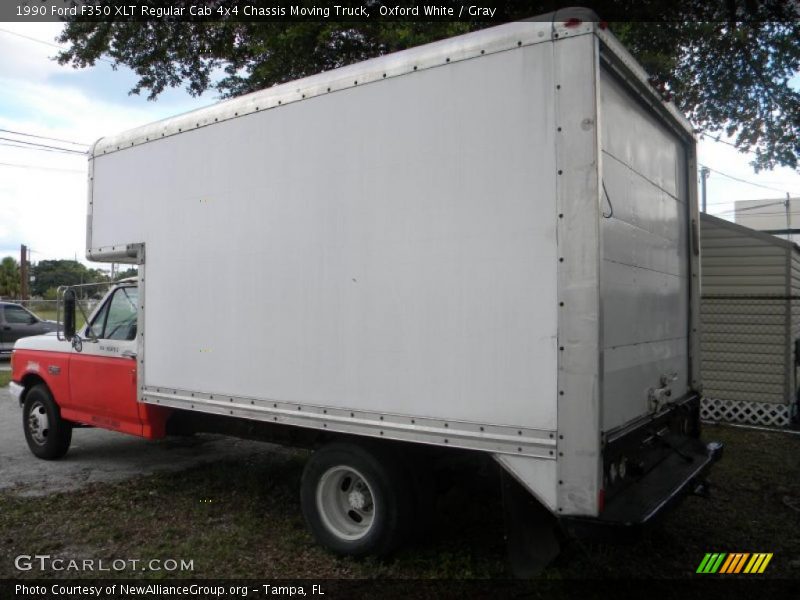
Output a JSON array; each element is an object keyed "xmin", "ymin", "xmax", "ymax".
[
  {"xmin": 23, "ymin": 384, "xmax": 72, "ymax": 460},
  {"xmin": 300, "ymin": 442, "xmax": 412, "ymax": 557}
]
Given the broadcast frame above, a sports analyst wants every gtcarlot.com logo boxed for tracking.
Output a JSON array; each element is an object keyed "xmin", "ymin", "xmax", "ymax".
[
  {"xmin": 15, "ymin": 554, "xmax": 194, "ymax": 572},
  {"xmin": 696, "ymin": 552, "xmax": 773, "ymax": 574}
]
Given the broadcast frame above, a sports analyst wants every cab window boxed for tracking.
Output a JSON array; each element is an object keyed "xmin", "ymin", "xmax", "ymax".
[{"xmin": 88, "ymin": 287, "xmax": 138, "ymax": 341}]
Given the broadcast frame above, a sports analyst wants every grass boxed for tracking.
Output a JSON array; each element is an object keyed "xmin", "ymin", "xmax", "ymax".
[
  {"xmin": 0, "ymin": 371, "xmax": 9, "ymax": 387},
  {"xmin": 0, "ymin": 425, "xmax": 798, "ymax": 580},
  {"xmin": 33, "ymin": 308, "xmax": 86, "ymax": 329},
  {"xmin": 32, "ymin": 308, "xmax": 58, "ymax": 321}
]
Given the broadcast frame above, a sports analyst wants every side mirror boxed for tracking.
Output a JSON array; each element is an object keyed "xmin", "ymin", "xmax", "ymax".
[{"xmin": 64, "ymin": 289, "xmax": 76, "ymax": 341}]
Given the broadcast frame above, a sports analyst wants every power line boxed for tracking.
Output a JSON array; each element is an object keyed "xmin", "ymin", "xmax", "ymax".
[
  {"xmin": 0, "ymin": 141, "xmax": 87, "ymax": 155},
  {"xmin": 0, "ymin": 128, "xmax": 89, "ymax": 147},
  {"xmin": 714, "ymin": 209, "xmax": 792, "ymax": 217},
  {"xmin": 699, "ymin": 132, "xmax": 746, "ymax": 152},
  {"xmin": 699, "ymin": 164, "xmax": 796, "ymax": 195},
  {"xmin": 704, "ymin": 199, "xmax": 745, "ymax": 205},
  {"xmin": 713, "ymin": 200, "xmax": 787, "ymax": 217},
  {"xmin": 730, "ymin": 201, "xmax": 786, "ymax": 213},
  {"xmin": 720, "ymin": 211, "xmax": 800, "ymax": 217},
  {"xmin": 0, "ymin": 27, "xmax": 114, "ymax": 65},
  {"xmin": 0, "ymin": 27, "xmax": 64, "ymax": 51},
  {"xmin": 0, "ymin": 136, "xmax": 86, "ymax": 155},
  {"xmin": 0, "ymin": 160, "xmax": 85, "ymax": 173}
]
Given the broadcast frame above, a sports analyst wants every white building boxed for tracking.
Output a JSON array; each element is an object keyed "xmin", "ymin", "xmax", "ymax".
[{"xmin": 735, "ymin": 197, "xmax": 800, "ymax": 244}]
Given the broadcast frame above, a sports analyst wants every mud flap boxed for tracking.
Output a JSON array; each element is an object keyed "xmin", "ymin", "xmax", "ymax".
[{"xmin": 501, "ymin": 470, "xmax": 561, "ymax": 578}]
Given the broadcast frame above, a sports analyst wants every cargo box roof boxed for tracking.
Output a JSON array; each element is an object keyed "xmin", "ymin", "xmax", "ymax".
[{"xmin": 92, "ymin": 12, "xmax": 694, "ymax": 158}]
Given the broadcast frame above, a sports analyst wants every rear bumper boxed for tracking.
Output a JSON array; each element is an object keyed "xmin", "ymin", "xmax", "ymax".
[{"xmin": 562, "ymin": 440, "xmax": 723, "ymax": 537}]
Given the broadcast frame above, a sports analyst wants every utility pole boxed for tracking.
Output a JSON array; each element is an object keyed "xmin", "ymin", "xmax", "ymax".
[
  {"xmin": 786, "ymin": 193, "xmax": 792, "ymax": 244},
  {"xmin": 20, "ymin": 244, "xmax": 28, "ymax": 300},
  {"xmin": 699, "ymin": 166, "xmax": 710, "ymax": 213}
]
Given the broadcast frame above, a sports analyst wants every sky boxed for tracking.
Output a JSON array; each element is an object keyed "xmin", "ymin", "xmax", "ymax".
[
  {"xmin": 0, "ymin": 22, "xmax": 213, "ymax": 266},
  {"xmin": 1, "ymin": 22, "xmax": 800, "ymax": 267}
]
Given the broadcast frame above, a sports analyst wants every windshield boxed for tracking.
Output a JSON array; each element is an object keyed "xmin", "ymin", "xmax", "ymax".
[{"xmin": 87, "ymin": 287, "xmax": 138, "ymax": 341}]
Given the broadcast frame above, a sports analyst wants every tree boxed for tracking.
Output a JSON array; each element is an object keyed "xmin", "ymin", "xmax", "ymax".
[
  {"xmin": 31, "ymin": 260, "xmax": 109, "ymax": 297},
  {"xmin": 610, "ymin": 19, "xmax": 800, "ymax": 172},
  {"xmin": 0, "ymin": 257, "xmax": 21, "ymax": 299},
  {"xmin": 55, "ymin": 1, "xmax": 800, "ymax": 171},
  {"xmin": 116, "ymin": 267, "xmax": 139, "ymax": 280}
]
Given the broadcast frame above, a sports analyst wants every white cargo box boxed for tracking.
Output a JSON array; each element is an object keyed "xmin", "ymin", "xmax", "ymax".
[{"xmin": 87, "ymin": 18, "xmax": 700, "ymax": 517}]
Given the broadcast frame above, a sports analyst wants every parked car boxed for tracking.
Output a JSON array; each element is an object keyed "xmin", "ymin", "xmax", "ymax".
[{"xmin": 0, "ymin": 302, "xmax": 58, "ymax": 355}]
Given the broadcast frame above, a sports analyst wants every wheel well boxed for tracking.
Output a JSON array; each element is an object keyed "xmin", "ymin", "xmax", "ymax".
[{"xmin": 19, "ymin": 374, "xmax": 46, "ymax": 405}]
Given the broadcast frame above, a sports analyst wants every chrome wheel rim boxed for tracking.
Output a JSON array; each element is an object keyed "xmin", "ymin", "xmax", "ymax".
[
  {"xmin": 316, "ymin": 465, "xmax": 375, "ymax": 541},
  {"xmin": 27, "ymin": 400, "xmax": 49, "ymax": 446}
]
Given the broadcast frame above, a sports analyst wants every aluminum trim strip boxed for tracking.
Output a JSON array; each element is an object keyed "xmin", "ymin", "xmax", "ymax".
[
  {"xmin": 142, "ymin": 387, "xmax": 557, "ymax": 458},
  {"xmin": 87, "ymin": 243, "xmax": 144, "ymax": 263}
]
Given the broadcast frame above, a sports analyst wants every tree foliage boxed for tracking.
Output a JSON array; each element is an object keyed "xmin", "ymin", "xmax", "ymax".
[
  {"xmin": 116, "ymin": 267, "xmax": 139, "ymax": 280},
  {"xmin": 56, "ymin": 1, "xmax": 800, "ymax": 171},
  {"xmin": 0, "ymin": 257, "xmax": 21, "ymax": 299},
  {"xmin": 31, "ymin": 260, "xmax": 109, "ymax": 297},
  {"xmin": 611, "ymin": 20, "xmax": 800, "ymax": 171}
]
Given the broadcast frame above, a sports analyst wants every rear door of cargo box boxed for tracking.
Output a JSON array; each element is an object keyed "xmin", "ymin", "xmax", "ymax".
[{"xmin": 598, "ymin": 67, "xmax": 693, "ymax": 433}]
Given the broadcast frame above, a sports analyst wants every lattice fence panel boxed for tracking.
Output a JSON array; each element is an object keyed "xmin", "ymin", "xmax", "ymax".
[{"xmin": 701, "ymin": 396, "xmax": 792, "ymax": 427}]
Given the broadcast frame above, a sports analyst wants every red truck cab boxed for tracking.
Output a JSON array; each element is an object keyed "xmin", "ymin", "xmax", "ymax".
[{"xmin": 10, "ymin": 280, "xmax": 170, "ymax": 459}]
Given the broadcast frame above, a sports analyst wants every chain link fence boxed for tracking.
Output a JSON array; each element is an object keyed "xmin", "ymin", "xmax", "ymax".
[{"xmin": 12, "ymin": 298, "xmax": 100, "ymax": 328}]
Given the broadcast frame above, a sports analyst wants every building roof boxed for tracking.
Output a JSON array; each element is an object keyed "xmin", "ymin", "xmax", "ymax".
[{"xmin": 701, "ymin": 211, "xmax": 800, "ymax": 254}]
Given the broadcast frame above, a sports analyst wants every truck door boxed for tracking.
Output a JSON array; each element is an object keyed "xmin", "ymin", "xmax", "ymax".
[
  {"xmin": 599, "ymin": 68, "xmax": 693, "ymax": 433},
  {"xmin": 69, "ymin": 286, "xmax": 141, "ymax": 434}
]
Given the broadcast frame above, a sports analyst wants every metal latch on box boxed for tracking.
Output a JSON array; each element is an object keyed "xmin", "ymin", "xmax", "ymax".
[{"xmin": 648, "ymin": 372, "xmax": 678, "ymax": 413}]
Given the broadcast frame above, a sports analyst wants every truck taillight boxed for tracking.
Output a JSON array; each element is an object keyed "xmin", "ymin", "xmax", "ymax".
[
  {"xmin": 564, "ymin": 18, "xmax": 582, "ymax": 28},
  {"xmin": 598, "ymin": 488, "xmax": 606, "ymax": 513}
]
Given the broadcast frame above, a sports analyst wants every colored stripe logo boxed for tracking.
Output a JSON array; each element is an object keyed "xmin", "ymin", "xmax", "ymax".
[{"xmin": 696, "ymin": 553, "xmax": 773, "ymax": 574}]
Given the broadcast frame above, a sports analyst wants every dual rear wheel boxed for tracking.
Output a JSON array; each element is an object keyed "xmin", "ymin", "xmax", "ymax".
[
  {"xmin": 302, "ymin": 441, "xmax": 560, "ymax": 571},
  {"xmin": 300, "ymin": 442, "xmax": 416, "ymax": 557}
]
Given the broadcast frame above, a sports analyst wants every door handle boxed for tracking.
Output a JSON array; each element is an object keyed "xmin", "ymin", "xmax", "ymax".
[
  {"xmin": 121, "ymin": 350, "xmax": 137, "ymax": 359},
  {"xmin": 2, "ymin": 326, "xmax": 10, "ymax": 331}
]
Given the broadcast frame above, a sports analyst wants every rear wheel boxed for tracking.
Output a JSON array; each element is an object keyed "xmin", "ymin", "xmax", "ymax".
[
  {"xmin": 301, "ymin": 442, "xmax": 412, "ymax": 557},
  {"xmin": 23, "ymin": 384, "xmax": 72, "ymax": 460}
]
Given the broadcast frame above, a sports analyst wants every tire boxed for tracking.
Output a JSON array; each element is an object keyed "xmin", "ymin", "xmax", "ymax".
[
  {"xmin": 22, "ymin": 384, "xmax": 72, "ymax": 460},
  {"xmin": 300, "ymin": 441, "xmax": 413, "ymax": 557}
]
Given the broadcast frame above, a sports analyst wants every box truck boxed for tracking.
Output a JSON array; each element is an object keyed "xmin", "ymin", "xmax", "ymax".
[{"xmin": 10, "ymin": 13, "xmax": 721, "ymax": 571}]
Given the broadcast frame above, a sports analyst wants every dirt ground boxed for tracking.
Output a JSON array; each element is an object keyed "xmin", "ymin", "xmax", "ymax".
[
  {"xmin": 1, "ymin": 417, "xmax": 798, "ymax": 581},
  {"xmin": 0, "ymin": 386, "xmax": 277, "ymax": 496}
]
